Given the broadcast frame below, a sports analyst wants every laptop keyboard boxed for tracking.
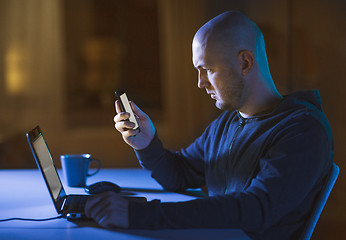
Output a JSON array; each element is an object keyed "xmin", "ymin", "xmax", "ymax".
[{"xmin": 64, "ymin": 195, "xmax": 89, "ymax": 213}]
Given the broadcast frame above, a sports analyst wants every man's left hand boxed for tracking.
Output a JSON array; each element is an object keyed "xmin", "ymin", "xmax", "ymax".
[{"xmin": 85, "ymin": 191, "xmax": 129, "ymax": 228}]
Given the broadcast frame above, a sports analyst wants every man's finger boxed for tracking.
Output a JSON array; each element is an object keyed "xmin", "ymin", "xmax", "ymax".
[
  {"xmin": 122, "ymin": 129, "xmax": 140, "ymax": 139},
  {"xmin": 85, "ymin": 193, "xmax": 109, "ymax": 218},
  {"xmin": 90, "ymin": 199, "xmax": 111, "ymax": 222},
  {"xmin": 114, "ymin": 112, "xmax": 130, "ymax": 123},
  {"xmin": 115, "ymin": 100, "xmax": 122, "ymax": 114},
  {"xmin": 116, "ymin": 120, "xmax": 135, "ymax": 132}
]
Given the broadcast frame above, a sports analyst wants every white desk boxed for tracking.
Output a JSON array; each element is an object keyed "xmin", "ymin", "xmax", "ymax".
[{"xmin": 0, "ymin": 169, "xmax": 250, "ymax": 240}]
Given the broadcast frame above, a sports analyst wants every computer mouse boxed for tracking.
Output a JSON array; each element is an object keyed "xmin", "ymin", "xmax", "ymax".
[{"xmin": 85, "ymin": 181, "xmax": 122, "ymax": 194}]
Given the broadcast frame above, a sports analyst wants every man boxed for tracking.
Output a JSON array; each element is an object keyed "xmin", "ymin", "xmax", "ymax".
[{"xmin": 85, "ymin": 11, "xmax": 333, "ymax": 239}]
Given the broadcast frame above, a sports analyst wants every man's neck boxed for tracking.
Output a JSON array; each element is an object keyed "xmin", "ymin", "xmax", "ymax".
[{"xmin": 239, "ymin": 92, "xmax": 283, "ymax": 118}]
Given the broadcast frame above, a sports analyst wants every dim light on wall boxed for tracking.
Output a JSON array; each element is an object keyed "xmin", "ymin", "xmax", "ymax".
[{"xmin": 5, "ymin": 43, "xmax": 27, "ymax": 95}]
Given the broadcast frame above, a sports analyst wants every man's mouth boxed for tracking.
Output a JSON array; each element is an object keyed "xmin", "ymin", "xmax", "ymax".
[
  {"xmin": 207, "ymin": 91, "xmax": 216, "ymax": 99},
  {"xmin": 206, "ymin": 90, "xmax": 217, "ymax": 100}
]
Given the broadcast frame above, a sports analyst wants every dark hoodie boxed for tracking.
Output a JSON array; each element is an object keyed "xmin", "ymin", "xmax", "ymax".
[{"xmin": 130, "ymin": 90, "xmax": 334, "ymax": 239}]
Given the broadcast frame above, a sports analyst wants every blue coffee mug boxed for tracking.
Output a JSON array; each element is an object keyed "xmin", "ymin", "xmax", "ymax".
[{"xmin": 60, "ymin": 154, "xmax": 101, "ymax": 187}]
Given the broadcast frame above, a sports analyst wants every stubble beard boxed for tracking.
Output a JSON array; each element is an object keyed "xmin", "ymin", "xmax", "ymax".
[{"xmin": 216, "ymin": 74, "xmax": 245, "ymax": 112}]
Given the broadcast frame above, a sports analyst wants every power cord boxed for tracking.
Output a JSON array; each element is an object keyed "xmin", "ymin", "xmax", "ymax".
[{"xmin": 0, "ymin": 215, "xmax": 64, "ymax": 222}]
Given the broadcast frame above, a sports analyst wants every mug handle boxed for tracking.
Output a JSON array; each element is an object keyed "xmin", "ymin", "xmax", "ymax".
[{"xmin": 87, "ymin": 158, "xmax": 102, "ymax": 177}]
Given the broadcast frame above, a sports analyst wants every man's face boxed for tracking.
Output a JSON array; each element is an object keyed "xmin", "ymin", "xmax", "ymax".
[{"xmin": 192, "ymin": 39, "xmax": 245, "ymax": 111}]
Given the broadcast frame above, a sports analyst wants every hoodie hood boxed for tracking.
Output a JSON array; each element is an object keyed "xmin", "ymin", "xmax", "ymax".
[{"xmin": 278, "ymin": 90, "xmax": 323, "ymax": 112}]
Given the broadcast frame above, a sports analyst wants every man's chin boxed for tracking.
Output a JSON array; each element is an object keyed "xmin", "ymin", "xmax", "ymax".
[
  {"xmin": 216, "ymin": 101, "xmax": 236, "ymax": 112},
  {"xmin": 215, "ymin": 101, "xmax": 223, "ymax": 110}
]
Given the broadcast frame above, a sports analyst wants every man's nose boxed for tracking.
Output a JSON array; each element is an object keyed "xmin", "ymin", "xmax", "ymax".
[{"xmin": 197, "ymin": 70, "xmax": 210, "ymax": 89}]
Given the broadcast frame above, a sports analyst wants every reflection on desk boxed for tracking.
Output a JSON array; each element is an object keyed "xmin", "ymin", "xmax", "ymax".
[{"xmin": 0, "ymin": 168, "xmax": 250, "ymax": 240}]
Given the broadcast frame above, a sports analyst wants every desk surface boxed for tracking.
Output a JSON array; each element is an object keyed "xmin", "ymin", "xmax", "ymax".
[{"xmin": 0, "ymin": 169, "xmax": 250, "ymax": 240}]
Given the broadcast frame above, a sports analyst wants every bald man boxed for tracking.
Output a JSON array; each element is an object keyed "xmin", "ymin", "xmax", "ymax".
[{"xmin": 86, "ymin": 11, "xmax": 333, "ymax": 239}]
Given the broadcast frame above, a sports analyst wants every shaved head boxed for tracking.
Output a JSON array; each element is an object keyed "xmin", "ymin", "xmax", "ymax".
[
  {"xmin": 192, "ymin": 11, "xmax": 281, "ymax": 116},
  {"xmin": 193, "ymin": 11, "xmax": 267, "ymax": 69}
]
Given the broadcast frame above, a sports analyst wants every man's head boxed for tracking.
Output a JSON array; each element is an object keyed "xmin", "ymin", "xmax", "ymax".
[{"xmin": 192, "ymin": 11, "xmax": 276, "ymax": 113}]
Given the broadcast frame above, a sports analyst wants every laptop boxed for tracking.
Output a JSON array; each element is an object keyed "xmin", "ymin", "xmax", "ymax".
[{"xmin": 26, "ymin": 126, "xmax": 90, "ymax": 219}]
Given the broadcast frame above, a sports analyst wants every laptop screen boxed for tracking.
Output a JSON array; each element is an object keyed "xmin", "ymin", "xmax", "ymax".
[
  {"xmin": 32, "ymin": 134, "xmax": 62, "ymax": 200},
  {"xmin": 27, "ymin": 126, "xmax": 68, "ymax": 213}
]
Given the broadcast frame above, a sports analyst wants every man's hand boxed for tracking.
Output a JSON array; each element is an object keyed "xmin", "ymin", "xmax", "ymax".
[
  {"xmin": 85, "ymin": 191, "xmax": 129, "ymax": 229},
  {"xmin": 114, "ymin": 101, "xmax": 155, "ymax": 150}
]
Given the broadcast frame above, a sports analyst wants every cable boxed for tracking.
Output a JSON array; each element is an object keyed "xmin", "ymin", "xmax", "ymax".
[{"xmin": 0, "ymin": 215, "xmax": 64, "ymax": 222}]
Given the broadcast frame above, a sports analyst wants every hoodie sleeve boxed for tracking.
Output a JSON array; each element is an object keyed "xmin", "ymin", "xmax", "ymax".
[
  {"xmin": 134, "ymin": 112, "xmax": 231, "ymax": 191},
  {"xmin": 134, "ymin": 131, "xmax": 206, "ymax": 191}
]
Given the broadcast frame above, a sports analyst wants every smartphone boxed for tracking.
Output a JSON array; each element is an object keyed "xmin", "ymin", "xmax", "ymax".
[{"xmin": 115, "ymin": 90, "xmax": 140, "ymax": 131}]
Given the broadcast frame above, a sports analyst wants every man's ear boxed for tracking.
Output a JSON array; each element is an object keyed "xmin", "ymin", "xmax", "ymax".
[{"xmin": 238, "ymin": 50, "xmax": 254, "ymax": 76}]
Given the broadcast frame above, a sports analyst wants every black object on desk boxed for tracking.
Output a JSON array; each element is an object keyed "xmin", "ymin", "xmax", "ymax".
[{"xmin": 85, "ymin": 181, "xmax": 122, "ymax": 194}]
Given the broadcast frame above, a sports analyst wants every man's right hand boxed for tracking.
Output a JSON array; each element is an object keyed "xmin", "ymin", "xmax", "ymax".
[{"xmin": 114, "ymin": 101, "xmax": 155, "ymax": 150}]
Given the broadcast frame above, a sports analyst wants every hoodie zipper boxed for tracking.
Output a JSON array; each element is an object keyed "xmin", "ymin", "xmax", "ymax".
[{"xmin": 224, "ymin": 119, "xmax": 246, "ymax": 194}]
